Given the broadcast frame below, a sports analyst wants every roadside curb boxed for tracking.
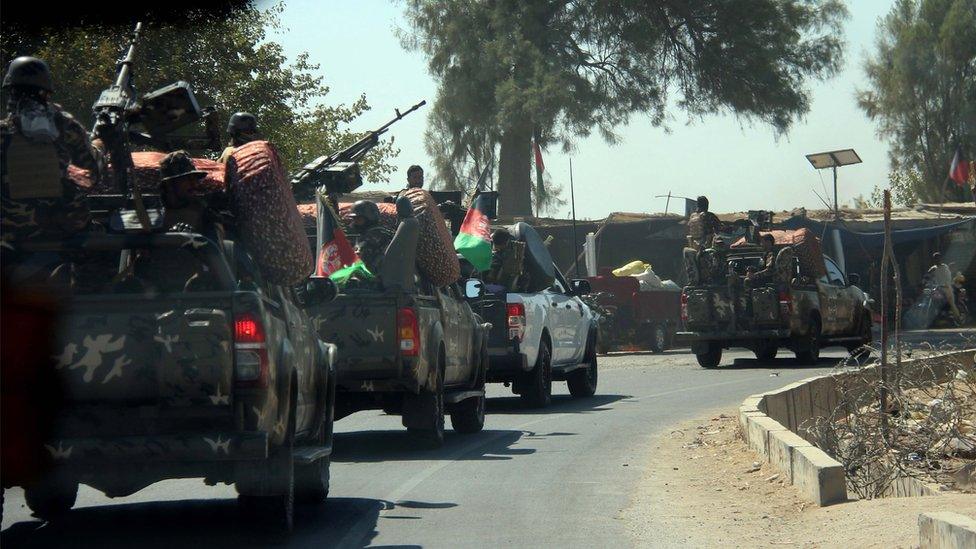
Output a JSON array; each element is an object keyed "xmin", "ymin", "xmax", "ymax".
[
  {"xmin": 737, "ymin": 349, "xmax": 975, "ymax": 506},
  {"xmin": 919, "ymin": 512, "xmax": 976, "ymax": 549}
]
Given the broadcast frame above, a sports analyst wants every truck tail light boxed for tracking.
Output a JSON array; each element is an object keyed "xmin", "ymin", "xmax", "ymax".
[
  {"xmin": 778, "ymin": 290, "xmax": 792, "ymax": 318},
  {"xmin": 235, "ymin": 312, "xmax": 268, "ymax": 387},
  {"xmin": 398, "ymin": 308, "xmax": 420, "ymax": 357},
  {"xmin": 680, "ymin": 292, "xmax": 689, "ymax": 322},
  {"xmin": 507, "ymin": 303, "xmax": 526, "ymax": 341}
]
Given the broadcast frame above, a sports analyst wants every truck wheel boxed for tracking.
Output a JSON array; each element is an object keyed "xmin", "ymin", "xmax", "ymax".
[
  {"xmin": 846, "ymin": 313, "xmax": 873, "ymax": 364},
  {"xmin": 450, "ymin": 342, "xmax": 487, "ymax": 434},
  {"xmin": 795, "ymin": 318, "xmax": 821, "ymax": 365},
  {"xmin": 25, "ymin": 475, "xmax": 77, "ymax": 521},
  {"xmin": 696, "ymin": 342, "xmax": 722, "ymax": 369},
  {"xmin": 521, "ymin": 340, "xmax": 552, "ymax": 408},
  {"xmin": 754, "ymin": 340, "xmax": 778, "ymax": 362},
  {"xmin": 567, "ymin": 335, "xmax": 598, "ymax": 398},
  {"xmin": 239, "ymin": 397, "xmax": 296, "ymax": 534},
  {"xmin": 648, "ymin": 323, "xmax": 667, "ymax": 354},
  {"xmin": 296, "ymin": 392, "xmax": 333, "ymax": 503},
  {"xmin": 406, "ymin": 356, "xmax": 446, "ymax": 448}
]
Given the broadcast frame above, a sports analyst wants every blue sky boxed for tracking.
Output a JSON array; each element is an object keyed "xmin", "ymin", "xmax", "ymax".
[{"xmin": 261, "ymin": 0, "xmax": 895, "ymax": 218}]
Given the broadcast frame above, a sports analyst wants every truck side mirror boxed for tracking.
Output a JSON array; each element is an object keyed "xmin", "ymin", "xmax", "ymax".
[
  {"xmin": 464, "ymin": 278, "xmax": 484, "ymax": 299},
  {"xmin": 849, "ymin": 273, "xmax": 860, "ymax": 286},
  {"xmin": 307, "ymin": 276, "xmax": 338, "ymax": 305},
  {"xmin": 571, "ymin": 279, "xmax": 592, "ymax": 296}
]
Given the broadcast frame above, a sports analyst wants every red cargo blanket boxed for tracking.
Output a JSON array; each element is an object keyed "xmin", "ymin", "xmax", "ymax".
[
  {"xmin": 733, "ymin": 228, "xmax": 826, "ymax": 278},
  {"xmin": 225, "ymin": 141, "xmax": 312, "ymax": 285},
  {"xmin": 336, "ymin": 189, "xmax": 460, "ymax": 287},
  {"xmin": 69, "ymin": 152, "xmax": 225, "ymax": 194}
]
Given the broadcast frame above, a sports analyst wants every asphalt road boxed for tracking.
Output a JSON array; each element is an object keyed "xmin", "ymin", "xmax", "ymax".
[{"xmin": 3, "ymin": 333, "xmax": 972, "ymax": 548}]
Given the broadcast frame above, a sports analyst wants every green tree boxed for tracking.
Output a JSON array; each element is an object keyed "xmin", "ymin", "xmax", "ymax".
[
  {"xmin": 0, "ymin": 3, "xmax": 397, "ymax": 183},
  {"xmin": 858, "ymin": 0, "xmax": 976, "ymax": 203},
  {"xmin": 404, "ymin": 0, "xmax": 848, "ymax": 216}
]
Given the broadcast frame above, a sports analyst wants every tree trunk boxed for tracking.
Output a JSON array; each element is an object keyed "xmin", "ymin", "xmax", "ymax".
[{"xmin": 497, "ymin": 121, "xmax": 534, "ymax": 217}]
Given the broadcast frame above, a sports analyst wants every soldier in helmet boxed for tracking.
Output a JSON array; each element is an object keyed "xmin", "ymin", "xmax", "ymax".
[
  {"xmin": 485, "ymin": 228, "xmax": 524, "ymax": 291},
  {"xmin": 1, "ymin": 56, "xmax": 107, "ymax": 248},
  {"xmin": 349, "ymin": 200, "xmax": 394, "ymax": 275},
  {"xmin": 217, "ymin": 112, "xmax": 260, "ymax": 164}
]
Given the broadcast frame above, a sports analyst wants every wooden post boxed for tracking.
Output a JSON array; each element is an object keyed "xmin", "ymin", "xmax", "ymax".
[{"xmin": 880, "ymin": 190, "xmax": 892, "ymax": 438}]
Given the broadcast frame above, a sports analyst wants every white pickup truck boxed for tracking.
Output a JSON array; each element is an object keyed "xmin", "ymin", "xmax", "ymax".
[{"xmin": 465, "ymin": 223, "xmax": 600, "ymax": 407}]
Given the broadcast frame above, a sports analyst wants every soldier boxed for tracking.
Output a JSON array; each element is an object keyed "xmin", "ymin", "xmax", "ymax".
[
  {"xmin": 1, "ymin": 56, "xmax": 106, "ymax": 247},
  {"xmin": 349, "ymin": 200, "xmax": 394, "ymax": 274},
  {"xmin": 687, "ymin": 195, "xmax": 724, "ymax": 251},
  {"xmin": 217, "ymin": 112, "xmax": 259, "ymax": 164},
  {"xmin": 158, "ymin": 150, "xmax": 227, "ymax": 240},
  {"xmin": 485, "ymin": 229, "xmax": 524, "ymax": 291},
  {"xmin": 745, "ymin": 233, "xmax": 777, "ymax": 287},
  {"xmin": 406, "ymin": 165, "xmax": 424, "ymax": 189}
]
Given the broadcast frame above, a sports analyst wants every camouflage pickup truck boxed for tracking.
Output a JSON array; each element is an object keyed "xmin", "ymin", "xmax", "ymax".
[
  {"xmin": 16, "ymin": 232, "xmax": 337, "ymax": 533},
  {"xmin": 679, "ymin": 239, "xmax": 873, "ymax": 368}
]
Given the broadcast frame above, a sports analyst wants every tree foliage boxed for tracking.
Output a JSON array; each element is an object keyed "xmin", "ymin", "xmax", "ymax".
[
  {"xmin": 0, "ymin": 3, "xmax": 397, "ymax": 182},
  {"xmin": 404, "ymin": 0, "xmax": 848, "ymax": 215},
  {"xmin": 858, "ymin": 0, "xmax": 976, "ymax": 203}
]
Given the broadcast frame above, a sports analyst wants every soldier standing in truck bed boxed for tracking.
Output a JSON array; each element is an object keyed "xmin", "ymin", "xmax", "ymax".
[
  {"xmin": 349, "ymin": 200, "xmax": 394, "ymax": 275},
  {"xmin": 217, "ymin": 112, "xmax": 260, "ymax": 164},
  {"xmin": 687, "ymin": 195, "xmax": 724, "ymax": 251},
  {"xmin": 1, "ymin": 57, "xmax": 106, "ymax": 246}
]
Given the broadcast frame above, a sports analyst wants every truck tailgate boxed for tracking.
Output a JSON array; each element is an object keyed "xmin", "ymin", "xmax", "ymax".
[
  {"xmin": 55, "ymin": 295, "xmax": 234, "ymax": 408},
  {"xmin": 310, "ymin": 293, "xmax": 400, "ymax": 378}
]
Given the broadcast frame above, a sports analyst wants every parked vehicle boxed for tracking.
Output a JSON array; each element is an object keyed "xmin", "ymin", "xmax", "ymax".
[
  {"xmin": 16, "ymin": 231, "xmax": 338, "ymax": 534},
  {"xmin": 905, "ymin": 284, "xmax": 969, "ymax": 329},
  {"xmin": 585, "ymin": 270, "xmax": 682, "ymax": 353},
  {"xmin": 679, "ymin": 230, "xmax": 873, "ymax": 368}
]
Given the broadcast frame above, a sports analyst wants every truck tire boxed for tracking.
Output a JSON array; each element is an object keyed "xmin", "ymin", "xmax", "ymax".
[
  {"xmin": 24, "ymin": 475, "xmax": 77, "ymax": 521},
  {"xmin": 521, "ymin": 339, "xmax": 553, "ymax": 408},
  {"xmin": 296, "ymin": 369, "xmax": 333, "ymax": 504},
  {"xmin": 450, "ymin": 343, "xmax": 487, "ymax": 434},
  {"xmin": 648, "ymin": 323, "xmax": 667, "ymax": 354},
  {"xmin": 567, "ymin": 334, "xmax": 598, "ymax": 398},
  {"xmin": 754, "ymin": 340, "xmax": 778, "ymax": 362},
  {"xmin": 406, "ymin": 350, "xmax": 446, "ymax": 448},
  {"xmin": 795, "ymin": 317, "xmax": 821, "ymax": 365},
  {"xmin": 846, "ymin": 312, "xmax": 873, "ymax": 364},
  {"xmin": 239, "ymin": 396, "xmax": 296, "ymax": 534},
  {"xmin": 696, "ymin": 341, "xmax": 722, "ymax": 369}
]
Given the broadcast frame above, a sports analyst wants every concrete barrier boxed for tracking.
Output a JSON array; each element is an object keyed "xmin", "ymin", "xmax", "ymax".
[
  {"xmin": 738, "ymin": 349, "xmax": 974, "ymax": 507},
  {"xmin": 919, "ymin": 512, "xmax": 976, "ymax": 549}
]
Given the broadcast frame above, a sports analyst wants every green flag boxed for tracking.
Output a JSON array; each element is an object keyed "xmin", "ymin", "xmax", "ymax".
[{"xmin": 454, "ymin": 194, "xmax": 493, "ymax": 271}]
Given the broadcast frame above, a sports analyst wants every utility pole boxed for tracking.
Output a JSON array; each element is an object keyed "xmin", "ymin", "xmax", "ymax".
[{"xmin": 570, "ymin": 158, "xmax": 579, "ymax": 277}]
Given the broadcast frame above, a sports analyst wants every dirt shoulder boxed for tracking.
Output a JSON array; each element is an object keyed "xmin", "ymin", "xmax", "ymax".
[{"xmin": 623, "ymin": 412, "xmax": 976, "ymax": 548}]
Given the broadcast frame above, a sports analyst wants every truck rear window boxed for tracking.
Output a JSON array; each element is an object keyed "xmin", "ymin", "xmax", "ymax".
[{"xmin": 70, "ymin": 247, "xmax": 220, "ymax": 295}]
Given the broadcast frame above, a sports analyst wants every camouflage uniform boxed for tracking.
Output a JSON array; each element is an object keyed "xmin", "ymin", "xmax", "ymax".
[
  {"xmin": 355, "ymin": 225, "xmax": 395, "ymax": 275},
  {"xmin": 486, "ymin": 241, "xmax": 525, "ymax": 291},
  {"xmin": 1, "ymin": 103, "xmax": 105, "ymax": 243},
  {"xmin": 688, "ymin": 211, "xmax": 721, "ymax": 251}
]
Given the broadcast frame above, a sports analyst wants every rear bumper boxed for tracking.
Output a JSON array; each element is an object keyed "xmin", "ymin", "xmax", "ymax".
[
  {"xmin": 336, "ymin": 358, "xmax": 422, "ymax": 394},
  {"xmin": 488, "ymin": 340, "xmax": 529, "ymax": 380},
  {"xmin": 677, "ymin": 329, "xmax": 790, "ymax": 342},
  {"xmin": 43, "ymin": 431, "xmax": 270, "ymax": 464}
]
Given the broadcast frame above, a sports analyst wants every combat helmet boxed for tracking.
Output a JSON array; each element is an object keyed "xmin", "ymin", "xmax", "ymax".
[
  {"xmin": 349, "ymin": 200, "xmax": 380, "ymax": 226},
  {"xmin": 227, "ymin": 112, "xmax": 258, "ymax": 135},
  {"xmin": 2, "ymin": 56, "xmax": 53, "ymax": 92}
]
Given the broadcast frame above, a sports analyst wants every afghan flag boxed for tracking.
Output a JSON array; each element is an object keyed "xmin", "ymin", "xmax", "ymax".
[
  {"xmin": 949, "ymin": 146, "xmax": 971, "ymax": 187},
  {"xmin": 454, "ymin": 193, "xmax": 494, "ymax": 272},
  {"xmin": 315, "ymin": 194, "xmax": 363, "ymax": 278}
]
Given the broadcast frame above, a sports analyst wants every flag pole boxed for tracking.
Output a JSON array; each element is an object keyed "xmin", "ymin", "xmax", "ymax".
[{"xmin": 570, "ymin": 158, "xmax": 579, "ymax": 277}]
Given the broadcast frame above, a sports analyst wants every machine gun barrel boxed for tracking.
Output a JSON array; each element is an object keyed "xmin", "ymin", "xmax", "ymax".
[
  {"xmin": 291, "ymin": 100, "xmax": 426, "ymax": 194},
  {"xmin": 113, "ymin": 22, "xmax": 142, "ymax": 91}
]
